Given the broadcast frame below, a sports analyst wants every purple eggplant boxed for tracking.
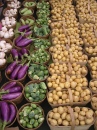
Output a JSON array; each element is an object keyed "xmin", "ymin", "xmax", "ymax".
[
  {"xmin": 25, "ymin": 31, "xmax": 32, "ymax": 36},
  {"xmin": 18, "ymin": 52, "xmax": 23, "ymax": 59},
  {"xmin": 6, "ymin": 61, "xmax": 18, "ymax": 75},
  {"xmin": 3, "ymin": 82, "xmax": 16, "ymax": 91},
  {"xmin": 10, "ymin": 64, "xmax": 22, "ymax": 80},
  {"xmin": 17, "ymin": 64, "xmax": 29, "ymax": 79},
  {"xmin": 16, "ymin": 38, "xmax": 32, "ymax": 47},
  {"xmin": 21, "ymin": 48, "xmax": 29, "ymax": 56},
  {"xmin": 15, "ymin": 38, "xmax": 27, "ymax": 46},
  {"xmin": 11, "ymin": 49, "xmax": 19, "ymax": 60},
  {"xmin": 18, "ymin": 25, "xmax": 30, "ymax": 32},
  {"xmin": 6, "ymin": 86, "xmax": 22, "ymax": 93},
  {"xmin": 0, "ymin": 101, "xmax": 9, "ymax": 130},
  {"xmin": 0, "ymin": 93, "xmax": 21, "ymax": 100},
  {"xmin": 15, "ymin": 35, "xmax": 24, "ymax": 44},
  {"xmin": 8, "ymin": 104, "xmax": 16, "ymax": 123}
]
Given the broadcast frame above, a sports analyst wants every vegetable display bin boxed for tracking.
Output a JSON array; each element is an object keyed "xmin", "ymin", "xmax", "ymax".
[
  {"xmin": 28, "ymin": 63, "xmax": 49, "ymax": 82},
  {"xmin": 47, "ymin": 88, "xmax": 92, "ymax": 108},
  {"xmin": 47, "ymin": 106, "xmax": 95, "ymax": 130},
  {"xmin": 0, "ymin": 100, "xmax": 18, "ymax": 128},
  {"xmin": 19, "ymin": 8, "xmax": 34, "ymax": 17},
  {"xmin": 5, "ymin": 69, "xmax": 27, "ymax": 83},
  {"xmin": 3, "ymin": 7, "xmax": 18, "ymax": 18},
  {"xmin": 24, "ymin": 81, "xmax": 48, "ymax": 104},
  {"xmin": 13, "ymin": 37, "xmax": 31, "ymax": 51},
  {"xmin": 91, "ymin": 94, "xmax": 97, "ymax": 111},
  {"xmin": 0, "ymin": 81, "xmax": 24, "ymax": 104},
  {"xmin": 17, "ymin": 103, "xmax": 45, "ymax": 130},
  {"xmin": 89, "ymin": 79, "xmax": 97, "ymax": 94},
  {"xmin": 20, "ymin": 15, "xmax": 35, "ymax": 26},
  {"xmin": 1, "ymin": 38, "xmax": 13, "ymax": 54},
  {"xmin": 23, "ymin": 0, "xmax": 36, "ymax": 10}
]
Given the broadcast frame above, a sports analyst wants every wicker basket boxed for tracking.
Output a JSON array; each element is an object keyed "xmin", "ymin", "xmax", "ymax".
[
  {"xmin": 47, "ymin": 88, "xmax": 92, "ymax": 108},
  {"xmin": 17, "ymin": 103, "xmax": 45, "ymax": 130},
  {"xmin": 19, "ymin": 8, "xmax": 34, "ymax": 17},
  {"xmin": 0, "ymin": 100, "xmax": 18, "ymax": 128},
  {"xmin": 3, "ymin": 7, "xmax": 17, "ymax": 18},
  {"xmin": 5, "ymin": 70, "xmax": 27, "ymax": 83},
  {"xmin": 28, "ymin": 63, "xmax": 49, "ymax": 82},
  {"xmin": 91, "ymin": 94, "xmax": 97, "ymax": 111},
  {"xmin": 20, "ymin": 15, "xmax": 35, "ymax": 26},
  {"xmin": 0, "ymin": 81, "xmax": 24, "ymax": 104},
  {"xmin": 89, "ymin": 79, "xmax": 97, "ymax": 94},
  {"xmin": 31, "ymin": 50, "xmax": 50, "ymax": 65},
  {"xmin": 13, "ymin": 37, "xmax": 31, "ymax": 51},
  {"xmin": 47, "ymin": 106, "xmax": 94, "ymax": 130},
  {"xmin": 23, "ymin": 0, "xmax": 36, "ymax": 9},
  {"xmin": 24, "ymin": 81, "xmax": 48, "ymax": 104}
]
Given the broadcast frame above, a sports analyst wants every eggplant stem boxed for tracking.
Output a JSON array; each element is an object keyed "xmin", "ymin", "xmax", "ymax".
[
  {"xmin": 2, "ymin": 122, "xmax": 7, "ymax": 130},
  {"xmin": 0, "ymin": 91, "xmax": 8, "ymax": 94}
]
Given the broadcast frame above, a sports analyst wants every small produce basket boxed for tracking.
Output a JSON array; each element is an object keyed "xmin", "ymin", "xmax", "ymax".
[
  {"xmin": 13, "ymin": 37, "xmax": 31, "ymax": 51},
  {"xmin": 3, "ymin": 7, "xmax": 17, "ymax": 18},
  {"xmin": 19, "ymin": 8, "xmax": 34, "ymax": 17},
  {"xmin": 91, "ymin": 94, "xmax": 97, "ymax": 111},
  {"xmin": 7, "ymin": 1, "xmax": 21, "ymax": 10},
  {"xmin": 0, "ymin": 81, "xmax": 24, "ymax": 104},
  {"xmin": 5, "ymin": 69, "xmax": 27, "ymax": 83},
  {"xmin": 0, "ymin": 100, "xmax": 18, "ymax": 128},
  {"xmin": 28, "ymin": 63, "xmax": 49, "ymax": 82},
  {"xmin": 23, "ymin": 0, "xmax": 36, "ymax": 9},
  {"xmin": 20, "ymin": 15, "xmax": 35, "ymax": 26},
  {"xmin": 89, "ymin": 79, "xmax": 97, "ymax": 94},
  {"xmin": 17, "ymin": 103, "xmax": 45, "ymax": 130},
  {"xmin": 47, "ymin": 88, "xmax": 92, "ymax": 108},
  {"xmin": 24, "ymin": 81, "xmax": 48, "ymax": 104},
  {"xmin": 47, "ymin": 106, "xmax": 95, "ymax": 130},
  {"xmin": 0, "ymin": 55, "xmax": 7, "ymax": 70}
]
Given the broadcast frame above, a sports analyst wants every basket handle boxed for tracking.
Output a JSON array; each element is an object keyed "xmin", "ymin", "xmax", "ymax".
[
  {"xmin": 66, "ymin": 44, "xmax": 70, "ymax": 51},
  {"xmin": 66, "ymin": 75, "xmax": 70, "ymax": 82},
  {"xmin": 68, "ymin": 106, "xmax": 75, "ymax": 130},
  {"xmin": 68, "ymin": 62, "xmax": 72, "ymax": 75},
  {"xmin": 68, "ymin": 88, "xmax": 73, "ymax": 106},
  {"xmin": 67, "ymin": 36, "xmax": 70, "ymax": 46},
  {"xmin": 62, "ymin": 19, "xmax": 66, "ymax": 35},
  {"xmin": 88, "ymin": 0, "xmax": 90, "ymax": 12},
  {"xmin": 93, "ymin": 26, "xmax": 97, "ymax": 38},
  {"xmin": 70, "ymin": 52, "xmax": 73, "ymax": 62}
]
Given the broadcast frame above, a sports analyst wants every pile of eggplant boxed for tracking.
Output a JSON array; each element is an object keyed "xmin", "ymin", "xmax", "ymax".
[
  {"xmin": 6, "ymin": 48, "xmax": 30, "ymax": 80},
  {"xmin": 0, "ymin": 81, "xmax": 23, "ymax": 101},
  {"xmin": 0, "ymin": 101, "xmax": 17, "ymax": 130}
]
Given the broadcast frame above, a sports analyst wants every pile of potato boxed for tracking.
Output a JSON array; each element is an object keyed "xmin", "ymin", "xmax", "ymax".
[
  {"xmin": 49, "ymin": 62, "xmax": 87, "ymax": 76},
  {"xmin": 91, "ymin": 95, "xmax": 97, "ymax": 110},
  {"xmin": 47, "ymin": 74, "xmax": 88, "ymax": 90},
  {"xmin": 76, "ymin": 0, "xmax": 97, "ymax": 23},
  {"xmin": 88, "ymin": 57, "xmax": 97, "ymax": 79},
  {"xmin": 95, "ymin": 110, "xmax": 97, "ymax": 116},
  {"xmin": 50, "ymin": 44, "xmax": 88, "ymax": 63},
  {"xmin": 80, "ymin": 23, "xmax": 97, "ymax": 46},
  {"xmin": 47, "ymin": 106, "xmax": 94, "ymax": 126},
  {"xmin": 89, "ymin": 80, "xmax": 97, "ymax": 93},
  {"xmin": 85, "ymin": 46, "xmax": 97, "ymax": 56},
  {"xmin": 47, "ymin": 88, "xmax": 91, "ymax": 106}
]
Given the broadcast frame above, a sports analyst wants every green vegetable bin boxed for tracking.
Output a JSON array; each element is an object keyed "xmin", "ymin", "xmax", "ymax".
[
  {"xmin": 24, "ymin": 81, "xmax": 48, "ymax": 104},
  {"xmin": 20, "ymin": 15, "xmax": 35, "ymax": 26},
  {"xmin": 17, "ymin": 103, "xmax": 45, "ymax": 130},
  {"xmin": 0, "ymin": 81, "xmax": 24, "ymax": 104},
  {"xmin": 19, "ymin": 8, "xmax": 34, "ymax": 17},
  {"xmin": 0, "ymin": 100, "xmax": 18, "ymax": 128},
  {"xmin": 23, "ymin": 0, "xmax": 36, "ymax": 9}
]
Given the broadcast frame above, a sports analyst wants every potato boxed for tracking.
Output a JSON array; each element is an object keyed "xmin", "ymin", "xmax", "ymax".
[
  {"xmin": 48, "ymin": 106, "xmax": 94, "ymax": 126},
  {"xmin": 90, "ymin": 80, "xmax": 97, "ymax": 92}
]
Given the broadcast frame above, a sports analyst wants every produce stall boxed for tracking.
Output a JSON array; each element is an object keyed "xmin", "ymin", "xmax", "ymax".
[{"xmin": 0, "ymin": 0, "xmax": 96, "ymax": 130}]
